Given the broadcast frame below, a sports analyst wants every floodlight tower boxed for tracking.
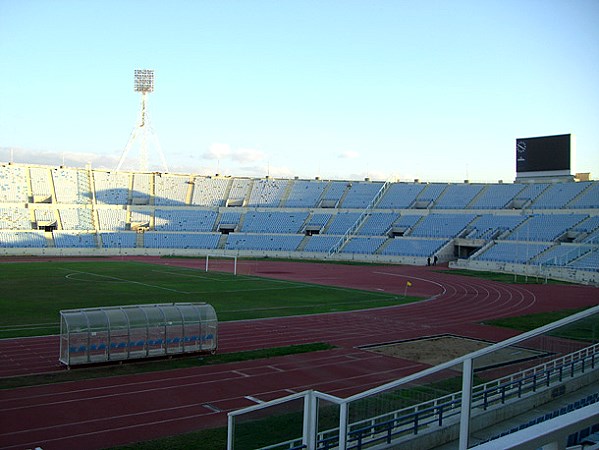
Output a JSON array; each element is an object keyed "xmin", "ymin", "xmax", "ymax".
[{"xmin": 116, "ymin": 69, "xmax": 169, "ymax": 172}]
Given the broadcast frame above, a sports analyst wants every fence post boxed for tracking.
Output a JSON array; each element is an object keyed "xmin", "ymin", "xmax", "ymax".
[
  {"xmin": 303, "ymin": 391, "xmax": 317, "ymax": 450},
  {"xmin": 339, "ymin": 402, "xmax": 348, "ymax": 450},
  {"xmin": 459, "ymin": 357, "xmax": 474, "ymax": 450},
  {"xmin": 227, "ymin": 413, "xmax": 235, "ymax": 450}
]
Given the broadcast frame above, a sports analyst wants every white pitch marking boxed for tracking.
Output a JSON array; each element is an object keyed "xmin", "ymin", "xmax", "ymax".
[
  {"xmin": 202, "ymin": 403, "xmax": 222, "ymax": 413},
  {"xmin": 61, "ymin": 269, "xmax": 192, "ymax": 294}
]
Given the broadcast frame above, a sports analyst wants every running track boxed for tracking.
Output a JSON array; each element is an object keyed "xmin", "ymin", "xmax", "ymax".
[{"xmin": 1, "ymin": 259, "xmax": 597, "ymax": 449}]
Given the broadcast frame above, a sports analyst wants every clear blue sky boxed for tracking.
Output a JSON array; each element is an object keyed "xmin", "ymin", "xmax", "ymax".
[{"xmin": 1, "ymin": 0, "xmax": 598, "ymax": 181}]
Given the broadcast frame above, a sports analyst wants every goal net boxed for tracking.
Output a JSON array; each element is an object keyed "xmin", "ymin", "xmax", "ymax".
[{"xmin": 205, "ymin": 255, "xmax": 238, "ymax": 275}]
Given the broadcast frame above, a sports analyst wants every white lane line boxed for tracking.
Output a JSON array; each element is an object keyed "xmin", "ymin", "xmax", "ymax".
[
  {"xmin": 244, "ymin": 395, "xmax": 264, "ymax": 404},
  {"xmin": 202, "ymin": 403, "xmax": 222, "ymax": 413}
]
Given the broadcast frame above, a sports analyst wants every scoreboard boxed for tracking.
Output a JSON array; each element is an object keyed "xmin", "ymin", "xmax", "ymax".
[{"xmin": 516, "ymin": 134, "xmax": 574, "ymax": 179}]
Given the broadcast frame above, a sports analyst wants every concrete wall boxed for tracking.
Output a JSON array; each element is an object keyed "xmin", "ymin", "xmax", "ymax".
[{"xmin": 450, "ymin": 259, "xmax": 599, "ymax": 286}]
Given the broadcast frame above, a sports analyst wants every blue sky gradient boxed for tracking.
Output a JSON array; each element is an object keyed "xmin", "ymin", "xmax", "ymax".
[{"xmin": 1, "ymin": 0, "xmax": 598, "ymax": 181}]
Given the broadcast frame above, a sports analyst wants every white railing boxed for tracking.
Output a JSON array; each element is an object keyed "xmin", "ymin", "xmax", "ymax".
[{"xmin": 227, "ymin": 304, "xmax": 599, "ymax": 450}]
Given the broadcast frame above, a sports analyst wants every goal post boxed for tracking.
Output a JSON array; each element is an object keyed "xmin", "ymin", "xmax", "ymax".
[{"xmin": 205, "ymin": 255, "xmax": 238, "ymax": 275}]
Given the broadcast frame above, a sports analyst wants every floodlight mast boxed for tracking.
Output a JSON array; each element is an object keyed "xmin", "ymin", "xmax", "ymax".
[{"xmin": 116, "ymin": 69, "xmax": 169, "ymax": 173}]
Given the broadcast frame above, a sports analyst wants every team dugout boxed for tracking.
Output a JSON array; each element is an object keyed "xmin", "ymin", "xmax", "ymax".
[{"xmin": 59, "ymin": 302, "xmax": 217, "ymax": 366}]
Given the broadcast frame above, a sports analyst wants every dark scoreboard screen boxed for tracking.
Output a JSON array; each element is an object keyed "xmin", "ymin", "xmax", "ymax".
[{"xmin": 516, "ymin": 134, "xmax": 571, "ymax": 173}]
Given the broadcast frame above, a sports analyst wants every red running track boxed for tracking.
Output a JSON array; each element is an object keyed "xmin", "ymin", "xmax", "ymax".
[{"xmin": 1, "ymin": 259, "xmax": 598, "ymax": 449}]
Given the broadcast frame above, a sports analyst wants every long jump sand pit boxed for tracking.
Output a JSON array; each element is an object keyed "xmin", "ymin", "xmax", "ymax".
[{"xmin": 365, "ymin": 335, "xmax": 549, "ymax": 372}]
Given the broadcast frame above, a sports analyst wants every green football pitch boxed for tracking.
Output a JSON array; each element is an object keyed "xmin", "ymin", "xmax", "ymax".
[{"xmin": 0, "ymin": 260, "xmax": 419, "ymax": 338}]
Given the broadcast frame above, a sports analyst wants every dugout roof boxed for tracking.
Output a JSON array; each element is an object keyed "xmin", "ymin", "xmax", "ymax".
[{"xmin": 59, "ymin": 302, "xmax": 217, "ymax": 366}]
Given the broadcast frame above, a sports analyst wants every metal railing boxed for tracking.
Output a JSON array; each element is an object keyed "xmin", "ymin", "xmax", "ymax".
[
  {"xmin": 228, "ymin": 304, "xmax": 599, "ymax": 450},
  {"xmin": 334, "ymin": 343, "xmax": 598, "ymax": 450},
  {"xmin": 245, "ymin": 343, "xmax": 598, "ymax": 450}
]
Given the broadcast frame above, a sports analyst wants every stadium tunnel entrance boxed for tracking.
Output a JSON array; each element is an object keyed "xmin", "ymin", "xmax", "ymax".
[{"xmin": 454, "ymin": 238, "xmax": 486, "ymax": 259}]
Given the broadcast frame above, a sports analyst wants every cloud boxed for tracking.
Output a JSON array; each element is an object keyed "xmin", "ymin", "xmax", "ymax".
[
  {"xmin": 232, "ymin": 163, "xmax": 293, "ymax": 179},
  {"xmin": 203, "ymin": 143, "xmax": 231, "ymax": 160},
  {"xmin": 0, "ymin": 147, "xmax": 118, "ymax": 169},
  {"xmin": 350, "ymin": 169, "xmax": 393, "ymax": 181},
  {"xmin": 203, "ymin": 143, "xmax": 266, "ymax": 163},
  {"xmin": 338, "ymin": 150, "xmax": 360, "ymax": 159},
  {"xmin": 233, "ymin": 147, "xmax": 266, "ymax": 163}
]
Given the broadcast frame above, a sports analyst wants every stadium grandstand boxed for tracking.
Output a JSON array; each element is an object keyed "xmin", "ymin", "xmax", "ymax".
[
  {"xmin": 1, "ymin": 162, "xmax": 598, "ymax": 285},
  {"xmin": 1, "ymin": 161, "xmax": 599, "ymax": 450}
]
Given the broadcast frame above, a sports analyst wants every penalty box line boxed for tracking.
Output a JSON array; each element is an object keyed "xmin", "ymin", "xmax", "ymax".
[{"xmin": 60, "ymin": 268, "xmax": 193, "ymax": 294}]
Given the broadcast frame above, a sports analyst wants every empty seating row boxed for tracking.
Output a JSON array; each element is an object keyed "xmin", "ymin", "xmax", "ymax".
[
  {"xmin": 341, "ymin": 236, "xmax": 386, "ymax": 254},
  {"xmin": 466, "ymin": 215, "xmax": 527, "ymax": 240},
  {"xmin": 381, "ymin": 237, "xmax": 448, "ymax": 257},
  {"xmin": 30, "ymin": 166, "xmax": 53, "ymax": 199},
  {"xmin": 341, "ymin": 181, "xmax": 384, "ymax": 208},
  {"xmin": 227, "ymin": 178, "xmax": 252, "ymax": 205},
  {"xmin": 358, "ymin": 212, "xmax": 399, "ymax": 236},
  {"xmin": 568, "ymin": 248, "xmax": 599, "ymax": 271},
  {"xmin": 507, "ymin": 214, "xmax": 586, "ymax": 242},
  {"xmin": 0, "ymin": 165, "xmax": 28, "ymax": 202},
  {"xmin": 69, "ymin": 334, "xmax": 215, "ymax": 353},
  {"xmin": 512, "ymin": 183, "xmax": 549, "ymax": 207},
  {"xmin": 469, "ymin": 183, "xmax": 525, "ymax": 209},
  {"xmin": 144, "ymin": 232, "xmax": 220, "ymax": 249},
  {"xmin": 1, "ymin": 203, "xmax": 595, "ymax": 250},
  {"xmin": 320, "ymin": 181, "xmax": 347, "ymax": 207},
  {"xmin": 412, "ymin": 183, "xmax": 446, "ymax": 207},
  {"xmin": 97, "ymin": 209, "xmax": 128, "ymax": 230},
  {"xmin": 284, "ymin": 179, "xmax": 328, "ymax": 207},
  {"xmin": 225, "ymin": 233, "xmax": 304, "ymax": 251},
  {"xmin": 480, "ymin": 393, "xmax": 599, "ymax": 447},
  {"xmin": 410, "ymin": 214, "xmax": 476, "ymax": 238},
  {"xmin": 241, "ymin": 211, "xmax": 308, "ymax": 233},
  {"xmin": 303, "ymin": 213, "xmax": 332, "ymax": 230},
  {"xmin": 247, "ymin": 179, "xmax": 289, "ymax": 207},
  {"xmin": 531, "ymin": 181, "xmax": 591, "ymax": 209},
  {"xmin": 154, "ymin": 174, "xmax": 189, "ymax": 205},
  {"xmin": 94, "ymin": 171, "xmax": 131, "ymax": 204},
  {"xmin": 34, "ymin": 209, "xmax": 55, "ymax": 223},
  {"xmin": 131, "ymin": 173, "xmax": 152, "ymax": 202},
  {"xmin": 569, "ymin": 182, "xmax": 599, "ymax": 209},
  {"xmin": 475, "ymin": 241, "xmax": 550, "ymax": 264},
  {"xmin": 376, "ymin": 183, "xmax": 426, "ymax": 209},
  {"xmin": 572, "ymin": 215, "xmax": 599, "ymax": 235},
  {"xmin": 154, "ymin": 209, "xmax": 217, "ymax": 232},
  {"xmin": 218, "ymin": 211, "xmax": 242, "ymax": 229},
  {"xmin": 0, "ymin": 231, "xmax": 46, "ymax": 247},
  {"xmin": 0, "ymin": 207, "xmax": 30, "ymax": 230},
  {"xmin": 5, "ymin": 164, "xmax": 599, "ymax": 210},
  {"xmin": 435, "ymin": 184, "xmax": 484, "ymax": 209},
  {"xmin": 52, "ymin": 168, "xmax": 92, "ymax": 204},
  {"xmin": 531, "ymin": 243, "xmax": 593, "ymax": 266},
  {"xmin": 59, "ymin": 208, "xmax": 94, "ymax": 230},
  {"xmin": 53, "ymin": 231, "xmax": 97, "ymax": 248},
  {"xmin": 325, "ymin": 212, "xmax": 361, "ymax": 234},
  {"xmin": 303, "ymin": 235, "xmax": 340, "ymax": 253},
  {"xmin": 191, "ymin": 177, "xmax": 229, "ymax": 207},
  {"xmin": 100, "ymin": 232, "xmax": 137, "ymax": 248}
]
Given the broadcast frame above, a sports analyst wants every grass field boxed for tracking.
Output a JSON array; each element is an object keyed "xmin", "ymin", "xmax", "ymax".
[
  {"xmin": 485, "ymin": 307, "xmax": 599, "ymax": 342},
  {"xmin": 0, "ymin": 260, "xmax": 419, "ymax": 338},
  {"xmin": 3, "ymin": 260, "xmax": 595, "ymax": 450}
]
